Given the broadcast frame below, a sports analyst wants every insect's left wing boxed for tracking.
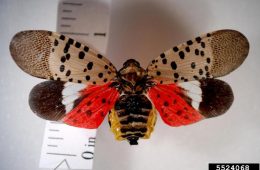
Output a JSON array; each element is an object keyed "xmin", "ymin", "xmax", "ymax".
[
  {"xmin": 29, "ymin": 81, "xmax": 120, "ymax": 128},
  {"xmin": 147, "ymin": 79, "xmax": 233, "ymax": 126},
  {"xmin": 10, "ymin": 30, "xmax": 116, "ymax": 85},
  {"xmin": 147, "ymin": 30, "xmax": 249, "ymax": 84}
]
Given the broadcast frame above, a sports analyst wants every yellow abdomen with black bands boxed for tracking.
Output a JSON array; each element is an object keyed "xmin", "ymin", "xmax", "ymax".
[{"xmin": 108, "ymin": 94, "xmax": 157, "ymax": 145}]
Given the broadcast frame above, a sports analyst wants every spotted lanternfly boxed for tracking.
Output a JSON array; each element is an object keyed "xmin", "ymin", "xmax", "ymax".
[{"xmin": 10, "ymin": 30, "xmax": 249, "ymax": 145}]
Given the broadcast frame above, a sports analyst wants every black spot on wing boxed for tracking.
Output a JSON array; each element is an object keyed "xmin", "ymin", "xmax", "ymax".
[
  {"xmin": 79, "ymin": 51, "xmax": 85, "ymax": 59},
  {"xmin": 200, "ymin": 51, "xmax": 205, "ymax": 56},
  {"xmin": 187, "ymin": 40, "xmax": 193, "ymax": 45},
  {"xmin": 64, "ymin": 43, "xmax": 70, "ymax": 53},
  {"xmin": 160, "ymin": 53, "xmax": 166, "ymax": 58},
  {"xmin": 68, "ymin": 38, "xmax": 74, "ymax": 45},
  {"xmin": 60, "ymin": 35, "xmax": 65, "ymax": 40},
  {"xmin": 206, "ymin": 58, "xmax": 211, "ymax": 63},
  {"xmin": 164, "ymin": 101, "xmax": 169, "ymax": 107},
  {"xmin": 85, "ymin": 75, "xmax": 90, "ymax": 81},
  {"xmin": 185, "ymin": 46, "xmax": 190, "ymax": 52},
  {"xmin": 199, "ymin": 69, "xmax": 203, "ymax": 75},
  {"xmin": 191, "ymin": 62, "xmax": 196, "ymax": 69},
  {"xmin": 174, "ymin": 73, "xmax": 179, "ymax": 78},
  {"xmin": 60, "ymin": 65, "xmax": 65, "ymax": 72},
  {"xmin": 97, "ymin": 54, "xmax": 103, "ymax": 59},
  {"xmin": 171, "ymin": 61, "xmax": 177, "ymax": 70},
  {"xmin": 98, "ymin": 73, "xmax": 103, "ymax": 78},
  {"xmin": 173, "ymin": 46, "xmax": 179, "ymax": 52},
  {"xmin": 54, "ymin": 39, "xmax": 58, "ymax": 46},
  {"xmin": 87, "ymin": 62, "xmax": 93, "ymax": 70},
  {"xmin": 75, "ymin": 42, "xmax": 81, "ymax": 48},
  {"xmin": 201, "ymin": 42, "xmax": 206, "ymax": 48},
  {"xmin": 179, "ymin": 51, "xmax": 185, "ymax": 59},
  {"xmin": 195, "ymin": 49, "xmax": 199, "ymax": 55},
  {"xmin": 66, "ymin": 70, "xmax": 71, "ymax": 76},
  {"xmin": 162, "ymin": 58, "xmax": 167, "ymax": 64},
  {"xmin": 66, "ymin": 54, "xmax": 70, "ymax": 60},
  {"xmin": 195, "ymin": 37, "xmax": 202, "ymax": 43},
  {"xmin": 205, "ymin": 66, "xmax": 209, "ymax": 71},
  {"xmin": 84, "ymin": 46, "xmax": 89, "ymax": 52},
  {"xmin": 60, "ymin": 56, "xmax": 66, "ymax": 63}
]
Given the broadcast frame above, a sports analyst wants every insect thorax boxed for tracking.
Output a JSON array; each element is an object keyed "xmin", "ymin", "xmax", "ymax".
[{"xmin": 117, "ymin": 59, "xmax": 148, "ymax": 94}]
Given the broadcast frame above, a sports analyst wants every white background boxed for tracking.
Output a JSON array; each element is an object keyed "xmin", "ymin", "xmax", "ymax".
[{"xmin": 0, "ymin": 0, "xmax": 260, "ymax": 170}]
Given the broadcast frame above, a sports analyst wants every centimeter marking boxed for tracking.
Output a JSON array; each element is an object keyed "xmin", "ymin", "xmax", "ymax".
[
  {"xmin": 48, "ymin": 137, "xmax": 64, "ymax": 140},
  {"xmin": 39, "ymin": 0, "xmax": 110, "ymax": 169},
  {"xmin": 58, "ymin": 0, "xmax": 109, "ymax": 41},
  {"xmin": 62, "ymin": 9, "xmax": 72, "ymax": 13},
  {"xmin": 49, "ymin": 129, "xmax": 60, "ymax": 132},
  {"xmin": 60, "ymin": 31, "xmax": 89, "ymax": 36},
  {"xmin": 61, "ymin": 17, "xmax": 76, "ymax": 20},
  {"xmin": 63, "ymin": 2, "xmax": 83, "ymax": 6},
  {"xmin": 47, "ymin": 153, "xmax": 77, "ymax": 157}
]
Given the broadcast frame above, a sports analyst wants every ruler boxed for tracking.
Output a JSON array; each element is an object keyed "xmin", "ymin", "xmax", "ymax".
[{"xmin": 39, "ymin": 0, "xmax": 111, "ymax": 169}]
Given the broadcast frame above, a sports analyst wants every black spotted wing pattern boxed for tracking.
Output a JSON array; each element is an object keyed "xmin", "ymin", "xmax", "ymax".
[
  {"xmin": 10, "ymin": 30, "xmax": 117, "ymax": 85},
  {"xmin": 147, "ymin": 30, "xmax": 249, "ymax": 84}
]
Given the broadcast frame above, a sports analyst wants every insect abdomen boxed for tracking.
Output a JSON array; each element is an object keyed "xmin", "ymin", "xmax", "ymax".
[{"xmin": 109, "ymin": 94, "xmax": 156, "ymax": 145}]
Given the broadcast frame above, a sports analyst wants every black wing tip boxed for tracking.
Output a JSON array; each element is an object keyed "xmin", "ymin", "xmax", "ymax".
[
  {"xmin": 29, "ymin": 81, "xmax": 66, "ymax": 121},
  {"xmin": 199, "ymin": 79, "xmax": 234, "ymax": 118}
]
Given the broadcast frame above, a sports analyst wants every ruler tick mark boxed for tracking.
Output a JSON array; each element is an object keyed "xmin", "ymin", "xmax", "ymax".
[
  {"xmin": 48, "ymin": 137, "xmax": 64, "ymax": 140},
  {"xmin": 49, "ymin": 129, "xmax": 60, "ymax": 132},
  {"xmin": 47, "ymin": 152, "xmax": 77, "ymax": 157},
  {"xmin": 62, "ymin": 17, "xmax": 76, "ymax": 20},
  {"xmin": 62, "ymin": 9, "xmax": 72, "ymax": 13},
  {"xmin": 60, "ymin": 24, "xmax": 71, "ymax": 27},
  {"xmin": 60, "ymin": 32, "xmax": 89, "ymax": 36},
  {"xmin": 63, "ymin": 2, "xmax": 83, "ymax": 6},
  {"xmin": 94, "ymin": 32, "xmax": 106, "ymax": 36},
  {"xmin": 50, "ymin": 121, "xmax": 63, "ymax": 124}
]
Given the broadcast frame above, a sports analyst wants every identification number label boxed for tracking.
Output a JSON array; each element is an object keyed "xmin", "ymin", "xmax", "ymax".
[{"xmin": 209, "ymin": 164, "xmax": 259, "ymax": 170}]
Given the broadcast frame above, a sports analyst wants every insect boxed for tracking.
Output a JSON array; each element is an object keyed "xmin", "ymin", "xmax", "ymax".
[{"xmin": 10, "ymin": 29, "xmax": 249, "ymax": 145}]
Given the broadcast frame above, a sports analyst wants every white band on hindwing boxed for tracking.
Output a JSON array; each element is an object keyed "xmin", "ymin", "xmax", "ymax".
[{"xmin": 178, "ymin": 81, "xmax": 202, "ymax": 110}]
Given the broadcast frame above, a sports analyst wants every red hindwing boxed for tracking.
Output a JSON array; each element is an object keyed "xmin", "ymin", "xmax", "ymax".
[
  {"xmin": 148, "ymin": 83, "xmax": 204, "ymax": 126},
  {"xmin": 63, "ymin": 82, "xmax": 120, "ymax": 128}
]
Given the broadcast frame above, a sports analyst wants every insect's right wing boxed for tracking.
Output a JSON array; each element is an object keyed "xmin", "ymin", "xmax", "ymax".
[
  {"xmin": 147, "ymin": 79, "xmax": 234, "ymax": 127},
  {"xmin": 147, "ymin": 30, "xmax": 249, "ymax": 84},
  {"xmin": 29, "ymin": 81, "xmax": 120, "ymax": 128}
]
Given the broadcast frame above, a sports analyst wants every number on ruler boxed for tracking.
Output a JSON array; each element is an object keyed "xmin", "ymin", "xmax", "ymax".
[{"xmin": 82, "ymin": 137, "xmax": 96, "ymax": 160}]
